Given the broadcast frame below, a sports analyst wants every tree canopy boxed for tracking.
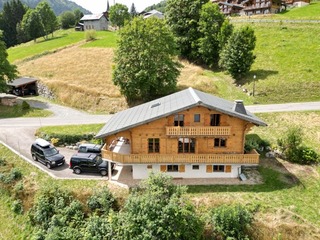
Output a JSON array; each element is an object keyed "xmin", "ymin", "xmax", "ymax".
[
  {"xmin": 0, "ymin": 36, "xmax": 18, "ymax": 92},
  {"xmin": 113, "ymin": 173, "xmax": 204, "ymax": 239},
  {"xmin": 165, "ymin": 0, "xmax": 209, "ymax": 60},
  {"xmin": 59, "ymin": 11, "xmax": 76, "ymax": 29},
  {"xmin": 219, "ymin": 26, "xmax": 256, "ymax": 80},
  {"xmin": 113, "ymin": 17, "xmax": 181, "ymax": 102},
  {"xmin": 109, "ymin": 3, "xmax": 130, "ymax": 29},
  {"xmin": 36, "ymin": 1, "xmax": 57, "ymax": 39}
]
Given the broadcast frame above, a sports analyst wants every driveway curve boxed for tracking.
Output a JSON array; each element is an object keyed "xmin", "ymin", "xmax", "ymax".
[{"xmin": 1, "ymin": 98, "xmax": 320, "ymax": 180}]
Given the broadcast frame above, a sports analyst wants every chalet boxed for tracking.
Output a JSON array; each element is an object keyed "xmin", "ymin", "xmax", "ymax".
[
  {"xmin": 96, "ymin": 88, "xmax": 267, "ymax": 180},
  {"xmin": 213, "ymin": 0, "xmax": 283, "ymax": 16},
  {"xmin": 80, "ymin": 14, "xmax": 109, "ymax": 31}
]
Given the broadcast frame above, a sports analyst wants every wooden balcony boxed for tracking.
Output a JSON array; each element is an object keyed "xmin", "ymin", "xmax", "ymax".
[
  {"xmin": 166, "ymin": 126, "xmax": 231, "ymax": 136},
  {"xmin": 101, "ymin": 149, "xmax": 259, "ymax": 165}
]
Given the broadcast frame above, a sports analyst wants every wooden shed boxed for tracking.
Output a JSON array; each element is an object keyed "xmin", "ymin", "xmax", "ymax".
[{"xmin": 7, "ymin": 77, "xmax": 38, "ymax": 96}]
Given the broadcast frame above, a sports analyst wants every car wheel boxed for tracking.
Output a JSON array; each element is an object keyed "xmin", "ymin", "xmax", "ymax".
[
  {"xmin": 32, "ymin": 154, "xmax": 37, "ymax": 161},
  {"xmin": 100, "ymin": 170, "xmax": 107, "ymax": 176},
  {"xmin": 74, "ymin": 168, "xmax": 81, "ymax": 174},
  {"xmin": 46, "ymin": 163, "xmax": 51, "ymax": 169}
]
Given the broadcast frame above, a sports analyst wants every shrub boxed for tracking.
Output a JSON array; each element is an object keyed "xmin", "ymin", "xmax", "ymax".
[
  {"xmin": 210, "ymin": 204, "xmax": 254, "ymax": 240},
  {"xmin": 37, "ymin": 132, "xmax": 95, "ymax": 145},
  {"xmin": 0, "ymin": 168, "xmax": 23, "ymax": 184},
  {"xmin": 84, "ymin": 214, "xmax": 113, "ymax": 240},
  {"xmin": 277, "ymin": 127, "xmax": 319, "ymax": 164},
  {"xmin": 11, "ymin": 199, "xmax": 23, "ymax": 214},
  {"xmin": 87, "ymin": 186, "xmax": 115, "ymax": 215},
  {"xmin": 21, "ymin": 100, "xmax": 30, "ymax": 110},
  {"xmin": 245, "ymin": 134, "xmax": 270, "ymax": 153},
  {"xmin": 85, "ymin": 30, "xmax": 97, "ymax": 42},
  {"xmin": 0, "ymin": 158, "xmax": 7, "ymax": 166}
]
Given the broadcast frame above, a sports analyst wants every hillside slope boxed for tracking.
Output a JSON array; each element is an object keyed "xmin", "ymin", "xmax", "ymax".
[
  {"xmin": 8, "ymin": 3, "xmax": 320, "ymax": 113},
  {"xmin": 0, "ymin": 0, "xmax": 90, "ymax": 15}
]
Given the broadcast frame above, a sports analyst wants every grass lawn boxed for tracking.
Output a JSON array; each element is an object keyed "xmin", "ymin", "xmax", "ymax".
[
  {"xmin": 235, "ymin": 22, "xmax": 320, "ymax": 104},
  {"xmin": 276, "ymin": 2, "xmax": 320, "ymax": 20},
  {"xmin": 8, "ymin": 29, "xmax": 85, "ymax": 63},
  {"xmin": 0, "ymin": 105, "xmax": 52, "ymax": 118},
  {"xmin": 82, "ymin": 31, "xmax": 118, "ymax": 48}
]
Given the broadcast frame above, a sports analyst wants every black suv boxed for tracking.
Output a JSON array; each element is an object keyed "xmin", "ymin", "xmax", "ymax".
[
  {"xmin": 31, "ymin": 138, "xmax": 65, "ymax": 169},
  {"xmin": 78, "ymin": 143, "xmax": 102, "ymax": 155},
  {"xmin": 69, "ymin": 153, "xmax": 113, "ymax": 176}
]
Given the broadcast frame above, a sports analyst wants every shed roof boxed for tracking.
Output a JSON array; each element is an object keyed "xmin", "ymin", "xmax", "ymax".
[
  {"xmin": 96, "ymin": 88, "xmax": 267, "ymax": 138},
  {"xmin": 80, "ymin": 14, "xmax": 105, "ymax": 21},
  {"xmin": 7, "ymin": 77, "xmax": 37, "ymax": 87}
]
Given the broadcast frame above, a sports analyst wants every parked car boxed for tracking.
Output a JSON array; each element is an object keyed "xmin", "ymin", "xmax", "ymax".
[
  {"xmin": 31, "ymin": 138, "xmax": 65, "ymax": 169},
  {"xmin": 78, "ymin": 143, "xmax": 102, "ymax": 155},
  {"xmin": 69, "ymin": 153, "xmax": 114, "ymax": 176}
]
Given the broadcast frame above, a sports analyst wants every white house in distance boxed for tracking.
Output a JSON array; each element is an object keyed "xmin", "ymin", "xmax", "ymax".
[
  {"xmin": 80, "ymin": 14, "xmax": 109, "ymax": 31},
  {"xmin": 143, "ymin": 10, "xmax": 164, "ymax": 19}
]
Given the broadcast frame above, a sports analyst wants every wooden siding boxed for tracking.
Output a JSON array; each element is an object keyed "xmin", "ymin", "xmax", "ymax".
[
  {"xmin": 166, "ymin": 126, "xmax": 231, "ymax": 136},
  {"xmin": 101, "ymin": 149, "xmax": 259, "ymax": 165}
]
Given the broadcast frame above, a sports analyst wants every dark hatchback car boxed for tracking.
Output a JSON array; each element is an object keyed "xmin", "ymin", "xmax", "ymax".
[
  {"xmin": 69, "ymin": 153, "xmax": 113, "ymax": 176},
  {"xmin": 31, "ymin": 138, "xmax": 65, "ymax": 169},
  {"xmin": 78, "ymin": 143, "xmax": 102, "ymax": 155}
]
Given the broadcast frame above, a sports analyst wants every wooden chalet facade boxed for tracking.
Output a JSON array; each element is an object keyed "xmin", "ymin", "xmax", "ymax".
[
  {"xmin": 213, "ymin": 0, "xmax": 283, "ymax": 16},
  {"xmin": 96, "ymin": 88, "xmax": 267, "ymax": 179}
]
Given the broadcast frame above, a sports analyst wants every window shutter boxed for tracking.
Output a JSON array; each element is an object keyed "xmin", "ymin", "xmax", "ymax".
[
  {"xmin": 160, "ymin": 165, "xmax": 167, "ymax": 172},
  {"xmin": 206, "ymin": 165, "xmax": 213, "ymax": 173},
  {"xmin": 225, "ymin": 165, "xmax": 232, "ymax": 173},
  {"xmin": 179, "ymin": 165, "xmax": 185, "ymax": 172}
]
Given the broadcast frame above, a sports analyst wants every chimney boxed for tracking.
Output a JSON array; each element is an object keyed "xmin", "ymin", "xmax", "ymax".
[{"xmin": 233, "ymin": 100, "xmax": 247, "ymax": 115}]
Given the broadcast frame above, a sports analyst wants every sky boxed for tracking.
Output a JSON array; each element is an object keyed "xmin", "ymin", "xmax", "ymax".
[{"xmin": 71, "ymin": 0, "xmax": 162, "ymax": 14}]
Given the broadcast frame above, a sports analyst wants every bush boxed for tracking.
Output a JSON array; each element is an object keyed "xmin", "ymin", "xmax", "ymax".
[
  {"xmin": 85, "ymin": 30, "xmax": 97, "ymax": 42},
  {"xmin": 0, "ymin": 168, "xmax": 23, "ymax": 184},
  {"xmin": 277, "ymin": 127, "xmax": 319, "ymax": 164},
  {"xmin": 210, "ymin": 204, "xmax": 254, "ymax": 240},
  {"xmin": 245, "ymin": 134, "xmax": 270, "ymax": 153},
  {"xmin": 11, "ymin": 199, "xmax": 23, "ymax": 214},
  {"xmin": 0, "ymin": 158, "xmax": 7, "ymax": 166},
  {"xmin": 87, "ymin": 186, "xmax": 115, "ymax": 215},
  {"xmin": 37, "ymin": 132, "xmax": 95, "ymax": 145}
]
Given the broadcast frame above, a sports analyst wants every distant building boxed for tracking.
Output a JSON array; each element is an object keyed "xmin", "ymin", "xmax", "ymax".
[
  {"xmin": 213, "ymin": 0, "xmax": 285, "ymax": 16},
  {"xmin": 80, "ymin": 14, "xmax": 109, "ymax": 31},
  {"xmin": 142, "ymin": 10, "xmax": 164, "ymax": 19}
]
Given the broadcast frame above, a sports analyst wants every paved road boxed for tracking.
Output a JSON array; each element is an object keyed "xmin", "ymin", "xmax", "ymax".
[{"xmin": 1, "ymin": 99, "xmax": 320, "ymax": 180}]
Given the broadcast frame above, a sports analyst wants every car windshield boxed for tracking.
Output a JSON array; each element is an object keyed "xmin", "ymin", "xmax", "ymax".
[
  {"xmin": 95, "ymin": 156, "xmax": 103, "ymax": 165},
  {"xmin": 43, "ymin": 147, "xmax": 59, "ymax": 157}
]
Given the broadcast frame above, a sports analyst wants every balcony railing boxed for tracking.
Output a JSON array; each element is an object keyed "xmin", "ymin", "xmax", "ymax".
[
  {"xmin": 101, "ymin": 149, "xmax": 259, "ymax": 165},
  {"xmin": 166, "ymin": 126, "xmax": 231, "ymax": 136}
]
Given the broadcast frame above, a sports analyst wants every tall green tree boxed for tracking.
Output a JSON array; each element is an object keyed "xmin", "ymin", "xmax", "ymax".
[
  {"xmin": 113, "ymin": 17, "xmax": 181, "ymax": 102},
  {"xmin": 165, "ymin": 0, "xmax": 209, "ymax": 60},
  {"xmin": 219, "ymin": 26, "xmax": 256, "ymax": 80},
  {"xmin": 113, "ymin": 173, "xmax": 204, "ymax": 240},
  {"xmin": 198, "ymin": 3, "xmax": 226, "ymax": 67},
  {"xmin": 74, "ymin": 9, "xmax": 84, "ymax": 24},
  {"xmin": 36, "ymin": 1, "xmax": 57, "ymax": 39},
  {"xmin": 0, "ymin": 34, "xmax": 18, "ymax": 92},
  {"xmin": 129, "ymin": 3, "xmax": 137, "ymax": 18},
  {"xmin": 59, "ymin": 11, "xmax": 76, "ymax": 29},
  {"xmin": 1, "ymin": 0, "xmax": 26, "ymax": 47},
  {"xmin": 109, "ymin": 3, "xmax": 130, "ymax": 29},
  {"xmin": 21, "ymin": 9, "xmax": 44, "ymax": 42}
]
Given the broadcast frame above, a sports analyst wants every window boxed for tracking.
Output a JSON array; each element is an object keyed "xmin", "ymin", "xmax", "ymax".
[
  {"xmin": 213, "ymin": 165, "xmax": 225, "ymax": 172},
  {"xmin": 147, "ymin": 165, "xmax": 153, "ymax": 169},
  {"xmin": 214, "ymin": 138, "xmax": 226, "ymax": 147},
  {"xmin": 194, "ymin": 114, "xmax": 200, "ymax": 122},
  {"xmin": 178, "ymin": 138, "xmax": 195, "ymax": 153},
  {"xmin": 174, "ymin": 114, "xmax": 184, "ymax": 126},
  {"xmin": 167, "ymin": 165, "xmax": 179, "ymax": 172},
  {"xmin": 210, "ymin": 114, "xmax": 220, "ymax": 126},
  {"xmin": 192, "ymin": 165, "xmax": 199, "ymax": 170},
  {"xmin": 148, "ymin": 138, "xmax": 160, "ymax": 153}
]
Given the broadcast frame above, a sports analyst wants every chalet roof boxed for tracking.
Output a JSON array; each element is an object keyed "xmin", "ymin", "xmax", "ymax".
[
  {"xmin": 7, "ymin": 77, "xmax": 37, "ymax": 87},
  {"xmin": 96, "ymin": 87, "xmax": 267, "ymax": 138},
  {"xmin": 80, "ymin": 14, "xmax": 105, "ymax": 21}
]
